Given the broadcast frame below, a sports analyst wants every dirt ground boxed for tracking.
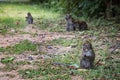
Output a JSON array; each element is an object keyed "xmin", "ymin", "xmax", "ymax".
[{"xmin": 0, "ymin": 24, "xmax": 84, "ymax": 80}]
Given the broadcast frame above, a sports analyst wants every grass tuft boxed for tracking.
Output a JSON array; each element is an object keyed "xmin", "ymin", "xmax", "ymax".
[{"xmin": 5, "ymin": 40, "xmax": 37, "ymax": 54}]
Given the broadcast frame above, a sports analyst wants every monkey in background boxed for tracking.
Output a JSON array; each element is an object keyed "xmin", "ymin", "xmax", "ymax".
[
  {"xmin": 65, "ymin": 14, "xmax": 76, "ymax": 31},
  {"xmin": 80, "ymin": 41, "xmax": 95, "ymax": 69},
  {"xmin": 25, "ymin": 12, "xmax": 33, "ymax": 24},
  {"xmin": 65, "ymin": 14, "xmax": 88, "ymax": 31},
  {"xmin": 74, "ymin": 20, "xmax": 88, "ymax": 30}
]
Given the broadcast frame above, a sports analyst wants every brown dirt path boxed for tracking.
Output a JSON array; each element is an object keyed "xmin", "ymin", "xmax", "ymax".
[{"xmin": 0, "ymin": 25, "xmax": 75, "ymax": 47}]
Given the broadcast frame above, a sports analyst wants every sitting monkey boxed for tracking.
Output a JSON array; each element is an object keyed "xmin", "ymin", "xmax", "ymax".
[
  {"xmin": 65, "ymin": 14, "xmax": 88, "ymax": 31},
  {"xmin": 65, "ymin": 14, "xmax": 76, "ymax": 31},
  {"xmin": 25, "ymin": 12, "xmax": 33, "ymax": 24},
  {"xmin": 80, "ymin": 41, "xmax": 95, "ymax": 69}
]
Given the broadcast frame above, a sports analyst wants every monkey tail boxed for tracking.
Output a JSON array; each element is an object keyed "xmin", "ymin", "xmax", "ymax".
[{"xmin": 52, "ymin": 62, "xmax": 79, "ymax": 69}]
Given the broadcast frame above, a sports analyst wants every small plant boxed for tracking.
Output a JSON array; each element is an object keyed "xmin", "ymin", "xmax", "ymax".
[{"xmin": 1, "ymin": 56, "xmax": 15, "ymax": 64}]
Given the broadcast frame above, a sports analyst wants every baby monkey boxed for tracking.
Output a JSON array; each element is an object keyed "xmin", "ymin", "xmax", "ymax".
[
  {"xmin": 25, "ymin": 12, "xmax": 33, "ymax": 24},
  {"xmin": 80, "ymin": 41, "xmax": 95, "ymax": 69}
]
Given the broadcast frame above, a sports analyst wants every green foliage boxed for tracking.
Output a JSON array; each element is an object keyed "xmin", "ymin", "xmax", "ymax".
[
  {"xmin": 79, "ymin": 0, "xmax": 105, "ymax": 17},
  {"xmin": 30, "ymin": 0, "xmax": 48, "ymax": 3},
  {"xmin": 44, "ymin": 0, "xmax": 105, "ymax": 19},
  {"xmin": 30, "ymin": 0, "xmax": 62, "ymax": 12},
  {"xmin": 1, "ymin": 56, "xmax": 15, "ymax": 64},
  {"xmin": 6, "ymin": 40, "xmax": 37, "ymax": 54}
]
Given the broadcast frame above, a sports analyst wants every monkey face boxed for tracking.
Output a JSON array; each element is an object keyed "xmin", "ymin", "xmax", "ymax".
[
  {"xmin": 65, "ymin": 14, "xmax": 72, "ymax": 20},
  {"xmin": 83, "ymin": 42, "xmax": 92, "ymax": 52},
  {"xmin": 27, "ymin": 12, "xmax": 31, "ymax": 16}
]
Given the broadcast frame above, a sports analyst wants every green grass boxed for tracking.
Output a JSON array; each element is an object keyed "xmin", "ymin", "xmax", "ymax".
[
  {"xmin": 1, "ymin": 56, "xmax": 15, "ymax": 64},
  {"xmin": 47, "ymin": 38, "xmax": 73, "ymax": 47},
  {"xmin": 79, "ymin": 61, "xmax": 120, "ymax": 80},
  {"xmin": 40, "ymin": 75, "xmax": 71, "ymax": 80},
  {"xmin": 15, "ymin": 61, "xmax": 30, "ymax": 65},
  {"xmin": 18, "ymin": 60, "xmax": 71, "ymax": 79},
  {"xmin": 19, "ymin": 69, "xmax": 71, "ymax": 79},
  {"xmin": 35, "ymin": 18, "xmax": 66, "ymax": 32},
  {"xmin": 0, "ymin": 2, "xmax": 61, "ymax": 34},
  {"xmin": 0, "ymin": 25, "xmax": 8, "ymax": 35},
  {"xmin": 18, "ymin": 52, "xmax": 80, "ymax": 79},
  {"xmin": 0, "ymin": 3, "xmax": 60, "ymax": 19},
  {"xmin": 17, "ymin": 51, "xmax": 119, "ymax": 80},
  {"xmin": 4, "ymin": 40, "xmax": 37, "ymax": 54}
]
